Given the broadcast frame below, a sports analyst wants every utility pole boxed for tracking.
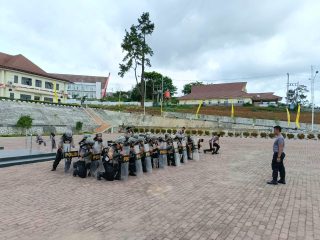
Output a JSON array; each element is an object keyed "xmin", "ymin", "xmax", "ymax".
[
  {"xmin": 161, "ymin": 76, "xmax": 164, "ymax": 116},
  {"xmin": 286, "ymin": 73, "xmax": 289, "ymax": 106},
  {"xmin": 311, "ymin": 65, "xmax": 319, "ymax": 131}
]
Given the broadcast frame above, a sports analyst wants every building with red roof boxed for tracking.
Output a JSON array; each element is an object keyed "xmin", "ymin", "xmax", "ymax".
[{"xmin": 179, "ymin": 82, "xmax": 282, "ymax": 106}]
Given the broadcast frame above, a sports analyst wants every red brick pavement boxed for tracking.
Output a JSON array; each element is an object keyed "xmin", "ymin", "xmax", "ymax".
[{"xmin": 0, "ymin": 137, "xmax": 319, "ymax": 240}]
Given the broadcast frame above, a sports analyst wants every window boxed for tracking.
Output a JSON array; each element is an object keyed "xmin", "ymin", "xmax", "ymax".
[
  {"xmin": 20, "ymin": 94, "xmax": 32, "ymax": 100},
  {"xmin": 56, "ymin": 83, "xmax": 59, "ymax": 90},
  {"xmin": 10, "ymin": 93, "xmax": 14, "ymax": 99},
  {"xmin": 35, "ymin": 80, "xmax": 42, "ymax": 88},
  {"xmin": 34, "ymin": 96, "xmax": 40, "ymax": 101},
  {"xmin": 44, "ymin": 97, "xmax": 53, "ymax": 102},
  {"xmin": 14, "ymin": 75, "xmax": 18, "ymax": 83},
  {"xmin": 21, "ymin": 77, "xmax": 32, "ymax": 86},
  {"xmin": 45, "ymin": 82, "xmax": 53, "ymax": 89}
]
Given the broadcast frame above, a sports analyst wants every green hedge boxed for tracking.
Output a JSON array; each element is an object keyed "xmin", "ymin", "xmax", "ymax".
[
  {"xmin": 307, "ymin": 133, "xmax": 314, "ymax": 139},
  {"xmin": 243, "ymin": 132, "xmax": 250, "ymax": 138},
  {"xmin": 297, "ymin": 133, "xmax": 305, "ymax": 139},
  {"xmin": 260, "ymin": 132, "xmax": 267, "ymax": 138},
  {"xmin": 268, "ymin": 133, "xmax": 275, "ymax": 138},
  {"xmin": 287, "ymin": 133, "xmax": 295, "ymax": 139},
  {"xmin": 228, "ymin": 132, "xmax": 234, "ymax": 137}
]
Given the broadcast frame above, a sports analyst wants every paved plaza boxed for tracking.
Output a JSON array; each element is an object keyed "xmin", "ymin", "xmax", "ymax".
[{"xmin": 0, "ymin": 137, "xmax": 320, "ymax": 240}]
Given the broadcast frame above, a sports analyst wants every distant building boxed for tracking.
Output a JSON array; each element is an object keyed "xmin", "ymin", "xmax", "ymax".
[
  {"xmin": 179, "ymin": 82, "xmax": 282, "ymax": 106},
  {"xmin": 0, "ymin": 52, "xmax": 70, "ymax": 103},
  {"xmin": 51, "ymin": 74, "xmax": 109, "ymax": 100}
]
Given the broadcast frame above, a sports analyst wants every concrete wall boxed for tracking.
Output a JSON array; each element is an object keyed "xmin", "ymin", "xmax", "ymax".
[{"xmin": 0, "ymin": 99, "xmax": 97, "ymax": 135}]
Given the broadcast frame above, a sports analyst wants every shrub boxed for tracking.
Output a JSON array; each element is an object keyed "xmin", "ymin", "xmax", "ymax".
[
  {"xmin": 318, "ymin": 134, "xmax": 320, "ymax": 140},
  {"xmin": 268, "ymin": 133, "xmax": 275, "ymax": 138},
  {"xmin": 251, "ymin": 132, "xmax": 258, "ymax": 138},
  {"xmin": 133, "ymin": 128, "xmax": 139, "ymax": 133},
  {"xmin": 205, "ymin": 130, "xmax": 210, "ymax": 136},
  {"xmin": 212, "ymin": 132, "xmax": 218, "ymax": 136},
  {"xmin": 243, "ymin": 132, "xmax": 250, "ymax": 138},
  {"xmin": 235, "ymin": 132, "xmax": 241, "ymax": 137},
  {"xmin": 139, "ymin": 128, "xmax": 145, "ymax": 133},
  {"xmin": 228, "ymin": 132, "xmax": 234, "ymax": 137},
  {"xmin": 297, "ymin": 133, "xmax": 305, "ymax": 140},
  {"xmin": 198, "ymin": 130, "xmax": 204, "ymax": 135},
  {"xmin": 185, "ymin": 130, "xmax": 191, "ymax": 135},
  {"xmin": 155, "ymin": 129, "xmax": 161, "ymax": 134},
  {"xmin": 16, "ymin": 115, "xmax": 33, "ymax": 130},
  {"xmin": 75, "ymin": 121, "xmax": 83, "ymax": 132},
  {"xmin": 287, "ymin": 133, "xmax": 295, "ymax": 139},
  {"xmin": 307, "ymin": 133, "xmax": 315, "ymax": 139},
  {"xmin": 167, "ymin": 129, "xmax": 172, "ymax": 134},
  {"xmin": 173, "ymin": 129, "xmax": 177, "ymax": 134},
  {"xmin": 150, "ymin": 129, "xmax": 155, "ymax": 134},
  {"xmin": 191, "ymin": 129, "xmax": 197, "ymax": 135},
  {"xmin": 219, "ymin": 131, "xmax": 225, "ymax": 137},
  {"xmin": 161, "ymin": 129, "xmax": 166, "ymax": 134},
  {"xmin": 260, "ymin": 132, "xmax": 267, "ymax": 138},
  {"xmin": 282, "ymin": 133, "xmax": 287, "ymax": 139}
]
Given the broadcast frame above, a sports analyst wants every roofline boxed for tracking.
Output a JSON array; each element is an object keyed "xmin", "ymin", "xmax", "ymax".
[{"xmin": 0, "ymin": 65, "xmax": 72, "ymax": 83}]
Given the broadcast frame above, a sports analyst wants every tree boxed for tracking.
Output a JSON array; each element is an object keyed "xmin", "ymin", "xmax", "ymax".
[
  {"xmin": 287, "ymin": 84, "xmax": 309, "ymax": 108},
  {"xmin": 118, "ymin": 12, "xmax": 155, "ymax": 107},
  {"xmin": 130, "ymin": 71, "xmax": 177, "ymax": 102},
  {"xmin": 182, "ymin": 81, "xmax": 204, "ymax": 95},
  {"xmin": 16, "ymin": 115, "xmax": 33, "ymax": 135}
]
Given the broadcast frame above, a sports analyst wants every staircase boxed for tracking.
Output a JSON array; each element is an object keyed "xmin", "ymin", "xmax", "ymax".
[
  {"xmin": 83, "ymin": 108, "xmax": 111, "ymax": 133},
  {"xmin": 0, "ymin": 152, "xmax": 56, "ymax": 168}
]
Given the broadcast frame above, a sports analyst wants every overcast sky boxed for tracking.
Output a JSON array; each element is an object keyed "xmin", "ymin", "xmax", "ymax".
[{"xmin": 1, "ymin": 0, "xmax": 320, "ymax": 104}]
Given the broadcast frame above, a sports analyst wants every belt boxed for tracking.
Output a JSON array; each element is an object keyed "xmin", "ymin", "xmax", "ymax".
[
  {"xmin": 145, "ymin": 151, "xmax": 150, "ymax": 157},
  {"xmin": 123, "ymin": 155, "xmax": 130, "ymax": 162},
  {"xmin": 160, "ymin": 150, "xmax": 167, "ymax": 154}
]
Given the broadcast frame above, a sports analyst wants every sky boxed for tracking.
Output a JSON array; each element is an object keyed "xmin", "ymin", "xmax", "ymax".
[{"xmin": 1, "ymin": 0, "xmax": 320, "ymax": 104}]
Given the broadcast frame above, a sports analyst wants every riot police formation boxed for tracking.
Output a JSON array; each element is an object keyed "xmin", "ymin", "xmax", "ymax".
[{"xmin": 51, "ymin": 127, "xmax": 217, "ymax": 181}]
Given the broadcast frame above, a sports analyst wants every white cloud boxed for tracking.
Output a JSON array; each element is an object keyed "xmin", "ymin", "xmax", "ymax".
[{"xmin": 1, "ymin": 0, "xmax": 320, "ymax": 104}]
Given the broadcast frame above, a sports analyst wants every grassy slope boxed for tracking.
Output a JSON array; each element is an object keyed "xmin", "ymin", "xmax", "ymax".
[{"xmin": 90, "ymin": 104, "xmax": 319, "ymax": 124}]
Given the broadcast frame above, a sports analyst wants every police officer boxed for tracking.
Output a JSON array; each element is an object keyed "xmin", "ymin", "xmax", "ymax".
[
  {"xmin": 51, "ymin": 130, "xmax": 74, "ymax": 172},
  {"xmin": 90, "ymin": 133, "xmax": 103, "ymax": 177},
  {"xmin": 267, "ymin": 126, "xmax": 286, "ymax": 185},
  {"xmin": 73, "ymin": 138, "xmax": 94, "ymax": 178},
  {"xmin": 97, "ymin": 146, "xmax": 115, "ymax": 181}
]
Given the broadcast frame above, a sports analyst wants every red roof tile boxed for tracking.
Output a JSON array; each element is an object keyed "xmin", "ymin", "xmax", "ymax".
[
  {"xmin": 179, "ymin": 82, "xmax": 282, "ymax": 101},
  {"xmin": 0, "ymin": 52, "xmax": 70, "ymax": 82},
  {"xmin": 179, "ymin": 82, "xmax": 248, "ymax": 100}
]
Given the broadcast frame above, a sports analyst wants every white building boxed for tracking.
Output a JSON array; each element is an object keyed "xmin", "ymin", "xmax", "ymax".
[{"xmin": 51, "ymin": 74, "xmax": 109, "ymax": 99}]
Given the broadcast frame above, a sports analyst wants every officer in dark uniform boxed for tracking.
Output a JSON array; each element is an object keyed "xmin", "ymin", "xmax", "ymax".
[{"xmin": 73, "ymin": 138, "xmax": 94, "ymax": 178}]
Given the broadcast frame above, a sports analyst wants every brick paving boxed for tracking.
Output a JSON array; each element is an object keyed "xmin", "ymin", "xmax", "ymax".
[{"xmin": 0, "ymin": 137, "xmax": 320, "ymax": 240}]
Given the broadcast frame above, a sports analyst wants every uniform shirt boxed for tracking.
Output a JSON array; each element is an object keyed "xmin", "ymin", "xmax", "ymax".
[
  {"xmin": 273, "ymin": 135, "xmax": 285, "ymax": 153},
  {"xmin": 92, "ymin": 141, "xmax": 103, "ymax": 154}
]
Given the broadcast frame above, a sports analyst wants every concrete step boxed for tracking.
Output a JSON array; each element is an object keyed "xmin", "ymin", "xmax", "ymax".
[{"xmin": 0, "ymin": 152, "xmax": 56, "ymax": 168}]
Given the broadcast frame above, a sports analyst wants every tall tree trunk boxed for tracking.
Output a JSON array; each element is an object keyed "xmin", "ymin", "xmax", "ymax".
[{"xmin": 140, "ymin": 35, "xmax": 146, "ymax": 107}]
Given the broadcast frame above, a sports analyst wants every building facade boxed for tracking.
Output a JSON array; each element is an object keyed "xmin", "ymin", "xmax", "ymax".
[
  {"xmin": 179, "ymin": 82, "xmax": 282, "ymax": 106},
  {"xmin": 51, "ymin": 74, "xmax": 109, "ymax": 100},
  {"xmin": 0, "ymin": 52, "xmax": 69, "ymax": 103}
]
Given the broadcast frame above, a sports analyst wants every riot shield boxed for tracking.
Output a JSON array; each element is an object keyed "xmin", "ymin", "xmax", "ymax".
[
  {"xmin": 159, "ymin": 142, "xmax": 167, "ymax": 169},
  {"xmin": 144, "ymin": 143, "xmax": 152, "ymax": 173},
  {"xmin": 173, "ymin": 141, "xmax": 181, "ymax": 167},
  {"xmin": 182, "ymin": 140, "xmax": 188, "ymax": 163},
  {"xmin": 192, "ymin": 138, "xmax": 200, "ymax": 161},
  {"xmin": 63, "ymin": 143, "xmax": 72, "ymax": 173},
  {"xmin": 134, "ymin": 145, "xmax": 143, "ymax": 177},
  {"xmin": 121, "ymin": 146, "xmax": 130, "ymax": 181}
]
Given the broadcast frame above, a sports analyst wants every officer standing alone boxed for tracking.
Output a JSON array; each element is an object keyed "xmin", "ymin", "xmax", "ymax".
[{"xmin": 267, "ymin": 126, "xmax": 286, "ymax": 185}]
